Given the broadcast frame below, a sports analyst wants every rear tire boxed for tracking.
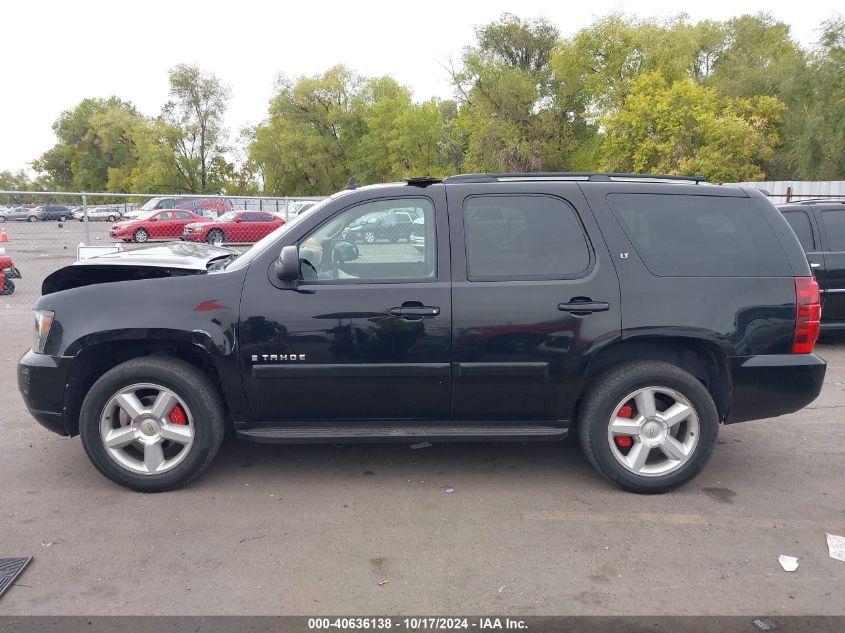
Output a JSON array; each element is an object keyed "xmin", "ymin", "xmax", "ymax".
[
  {"xmin": 577, "ymin": 360, "xmax": 718, "ymax": 494},
  {"xmin": 1, "ymin": 279, "xmax": 14, "ymax": 295},
  {"xmin": 79, "ymin": 357, "xmax": 226, "ymax": 492}
]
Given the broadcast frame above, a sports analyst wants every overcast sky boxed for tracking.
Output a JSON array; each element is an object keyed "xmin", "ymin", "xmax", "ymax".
[{"xmin": 1, "ymin": 0, "xmax": 841, "ymax": 174}]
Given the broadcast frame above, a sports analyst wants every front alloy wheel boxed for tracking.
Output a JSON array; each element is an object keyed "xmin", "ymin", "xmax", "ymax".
[
  {"xmin": 99, "ymin": 383, "xmax": 195, "ymax": 475},
  {"xmin": 133, "ymin": 228, "xmax": 149, "ymax": 243},
  {"xmin": 79, "ymin": 357, "xmax": 226, "ymax": 492},
  {"xmin": 363, "ymin": 230, "xmax": 376, "ymax": 244}
]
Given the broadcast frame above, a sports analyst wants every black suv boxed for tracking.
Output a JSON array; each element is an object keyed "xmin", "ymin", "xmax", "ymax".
[
  {"xmin": 778, "ymin": 200, "xmax": 845, "ymax": 328},
  {"xmin": 18, "ymin": 173, "xmax": 825, "ymax": 493}
]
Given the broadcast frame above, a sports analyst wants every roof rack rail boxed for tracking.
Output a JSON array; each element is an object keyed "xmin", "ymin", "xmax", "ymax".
[
  {"xmin": 793, "ymin": 199, "xmax": 845, "ymax": 205},
  {"xmin": 443, "ymin": 172, "xmax": 707, "ymax": 184}
]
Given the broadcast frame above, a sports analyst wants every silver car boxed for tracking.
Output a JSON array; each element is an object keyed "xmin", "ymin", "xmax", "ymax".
[
  {"xmin": 73, "ymin": 206, "xmax": 122, "ymax": 222},
  {"xmin": 0, "ymin": 206, "xmax": 42, "ymax": 222}
]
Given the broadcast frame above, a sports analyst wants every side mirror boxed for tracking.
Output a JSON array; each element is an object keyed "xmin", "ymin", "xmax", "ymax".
[{"xmin": 274, "ymin": 245, "xmax": 300, "ymax": 286}]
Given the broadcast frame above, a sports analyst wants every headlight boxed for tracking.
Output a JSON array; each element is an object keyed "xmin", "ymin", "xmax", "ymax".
[{"xmin": 33, "ymin": 310, "xmax": 54, "ymax": 354}]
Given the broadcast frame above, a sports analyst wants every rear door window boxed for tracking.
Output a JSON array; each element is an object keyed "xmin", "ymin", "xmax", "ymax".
[
  {"xmin": 606, "ymin": 193, "xmax": 790, "ymax": 277},
  {"xmin": 462, "ymin": 194, "xmax": 592, "ymax": 280},
  {"xmin": 821, "ymin": 210, "xmax": 845, "ymax": 251},
  {"xmin": 782, "ymin": 210, "xmax": 815, "ymax": 251}
]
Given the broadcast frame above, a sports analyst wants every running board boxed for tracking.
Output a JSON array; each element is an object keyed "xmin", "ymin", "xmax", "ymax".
[{"xmin": 237, "ymin": 424, "xmax": 568, "ymax": 444}]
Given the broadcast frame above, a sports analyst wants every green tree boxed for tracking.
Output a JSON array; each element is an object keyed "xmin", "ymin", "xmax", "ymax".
[
  {"xmin": 600, "ymin": 72, "xmax": 784, "ymax": 181},
  {"xmin": 453, "ymin": 13, "xmax": 594, "ymax": 172},
  {"xmin": 33, "ymin": 97, "xmax": 143, "ymax": 192},
  {"xmin": 162, "ymin": 64, "xmax": 231, "ymax": 193},
  {"xmin": 783, "ymin": 17, "xmax": 845, "ymax": 179}
]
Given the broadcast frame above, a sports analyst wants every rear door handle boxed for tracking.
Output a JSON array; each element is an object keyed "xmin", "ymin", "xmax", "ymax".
[
  {"xmin": 389, "ymin": 304, "xmax": 440, "ymax": 319},
  {"xmin": 558, "ymin": 300, "xmax": 610, "ymax": 315}
]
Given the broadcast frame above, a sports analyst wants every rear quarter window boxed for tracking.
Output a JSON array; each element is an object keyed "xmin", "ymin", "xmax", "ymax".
[
  {"xmin": 782, "ymin": 210, "xmax": 815, "ymax": 251},
  {"xmin": 606, "ymin": 193, "xmax": 790, "ymax": 277}
]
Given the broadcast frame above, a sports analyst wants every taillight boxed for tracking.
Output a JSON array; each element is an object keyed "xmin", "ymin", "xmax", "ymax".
[{"xmin": 793, "ymin": 276, "xmax": 821, "ymax": 354}]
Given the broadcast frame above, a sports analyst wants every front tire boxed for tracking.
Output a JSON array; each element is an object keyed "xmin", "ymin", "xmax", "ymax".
[
  {"xmin": 1, "ymin": 279, "xmax": 14, "ymax": 295},
  {"xmin": 577, "ymin": 360, "xmax": 718, "ymax": 494},
  {"xmin": 79, "ymin": 357, "xmax": 226, "ymax": 492},
  {"xmin": 133, "ymin": 228, "xmax": 149, "ymax": 243},
  {"xmin": 206, "ymin": 229, "xmax": 225, "ymax": 246},
  {"xmin": 28, "ymin": 215, "xmax": 38, "ymax": 222}
]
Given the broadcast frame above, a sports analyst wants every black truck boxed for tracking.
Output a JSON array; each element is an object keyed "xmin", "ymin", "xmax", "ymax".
[
  {"xmin": 779, "ymin": 200, "xmax": 845, "ymax": 328},
  {"xmin": 18, "ymin": 173, "xmax": 825, "ymax": 493}
]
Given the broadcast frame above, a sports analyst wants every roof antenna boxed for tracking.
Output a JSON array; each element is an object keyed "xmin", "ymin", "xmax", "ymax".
[{"xmin": 345, "ymin": 176, "xmax": 360, "ymax": 190}]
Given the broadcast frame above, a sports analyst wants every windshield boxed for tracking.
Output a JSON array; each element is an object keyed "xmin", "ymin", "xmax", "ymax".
[
  {"xmin": 224, "ymin": 193, "xmax": 343, "ymax": 272},
  {"xmin": 217, "ymin": 211, "xmax": 238, "ymax": 222},
  {"xmin": 138, "ymin": 198, "xmax": 162, "ymax": 212},
  {"xmin": 131, "ymin": 209, "xmax": 158, "ymax": 220}
]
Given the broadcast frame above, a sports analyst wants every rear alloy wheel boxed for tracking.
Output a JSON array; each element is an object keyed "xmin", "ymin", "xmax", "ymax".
[
  {"xmin": 363, "ymin": 230, "xmax": 376, "ymax": 244},
  {"xmin": 133, "ymin": 228, "xmax": 149, "ymax": 243},
  {"xmin": 108, "ymin": 215, "xmax": 116, "ymax": 222},
  {"xmin": 80, "ymin": 357, "xmax": 226, "ymax": 492},
  {"xmin": 0, "ymin": 216, "xmax": 6, "ymax": 222},
  {"xmin": 206, "ymin": 229, "xmax": 225, "ymax": 246},
  {"xmin": 578, "ymin": 360, "xmax": 718, "ymax": 494},
  {"xmin": 58, "ymin": 215, "xmax": 67, "ymax": 222}
]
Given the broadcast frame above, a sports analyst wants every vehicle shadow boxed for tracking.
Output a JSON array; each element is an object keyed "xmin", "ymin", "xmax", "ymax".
[{"xmin": 203, "ymin": 430, "xmax": 598, "ymax": 489}]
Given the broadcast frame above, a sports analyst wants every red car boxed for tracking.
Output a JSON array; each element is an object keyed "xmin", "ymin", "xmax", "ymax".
[
  {"xmin": 110, "ymin": 209, "xmax": 211, "ymax": 243},
  {"xmin": 182, "ymin": 211, "xmax": 284, "ymax": 245}
]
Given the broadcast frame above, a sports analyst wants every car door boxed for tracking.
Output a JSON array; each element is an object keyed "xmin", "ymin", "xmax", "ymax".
[
  {"xmin": 147, "ymin": 211, "xmax": 173, "ymax": 238},
  {"xmin": 231, "ymin": 212, "xmax": 252, "ymax": 242},
  {"xmin": 255, "ymin": 212, "xmax": 283, "ymax": 240},
  {"xmin": 447, "ymin": 182, "xmax": 621, "ymax": 422},
  {"xmin": 238, "ymin": 187, "xmax": 452, "ymax": 423},
  {"xmin": 813, "ymin": 204, "xmax": 845, "ymax": 323}
]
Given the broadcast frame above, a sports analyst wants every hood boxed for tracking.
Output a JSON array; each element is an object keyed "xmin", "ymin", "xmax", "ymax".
[{"xmin": 42, "ymin": 242, "xmax": 239, "ymax": 295}]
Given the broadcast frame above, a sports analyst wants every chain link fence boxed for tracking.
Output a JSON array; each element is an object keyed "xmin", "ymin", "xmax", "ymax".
[{"xmin": 0, "ymin": 191, "xmax": 325, "ymax": 310}]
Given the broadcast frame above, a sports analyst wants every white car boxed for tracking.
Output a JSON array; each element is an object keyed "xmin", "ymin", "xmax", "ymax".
[{"xmin": 74, "ymin": 206, "xmax": 123, "ymax": 222}]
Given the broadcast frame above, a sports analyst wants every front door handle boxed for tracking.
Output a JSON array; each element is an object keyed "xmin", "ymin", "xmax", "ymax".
[
  {"xmin": 389, "ymin": 303, "xmax": 440, "ymax": 319},
  {"xmin": 558, "ymin": 299, "xmax": 610, "ymax": 315},
  {"xmin": 810, "ymin": 262, "xmax": 821, "ymax": 269}
]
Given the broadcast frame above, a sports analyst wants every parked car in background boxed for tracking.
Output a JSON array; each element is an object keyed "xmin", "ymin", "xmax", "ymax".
[
  {"xmin": 0, "ymin": 206, "xmax": 42, "ymax": 222},
  {"xmin": 123, "ymin": 196, "xmax": 232, "ymax": 220},
  {"xmin": 74, "ymin": 206, "xmax": 122, "ymax": 222},
  {"xmin": 110, "ymin": 209, "xmax": 211, "ymax": 243},
  {"xmin": 182, "ymin": 211, "xmax": 284, "ymax": 245},
  {"xmin": 342, "ymin": 208, "xmax": 415, "ymax": 243},
  {"xmin": 35, "ymin": 204, "xmax": 73, "ymax": 221},
  {"xmin": 779, "ymin": 199, "xmax": 845, "ymax": 328}
]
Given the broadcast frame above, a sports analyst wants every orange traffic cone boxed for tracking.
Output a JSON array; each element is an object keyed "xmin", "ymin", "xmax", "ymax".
[{"xmin": 0, "ymin": 226, "xmax": 8, "ymax": 243}]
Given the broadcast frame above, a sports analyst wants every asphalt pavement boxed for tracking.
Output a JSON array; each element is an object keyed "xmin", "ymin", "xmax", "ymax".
[{"xmin": 0, "ymin": 221, "xmax": 843, "ymax": 616}]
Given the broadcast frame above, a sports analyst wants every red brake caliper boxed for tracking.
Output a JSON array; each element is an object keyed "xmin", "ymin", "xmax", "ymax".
[
  {"xmin": 168, "ymin": 404, "xmax": 187, "ymax": 425},
  {"xmin": 614, "ymin": 404, "xmax": 634, "ymax": 449}
]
